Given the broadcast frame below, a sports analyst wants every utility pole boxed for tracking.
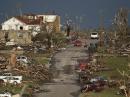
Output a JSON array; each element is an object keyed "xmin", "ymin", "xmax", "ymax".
[
  {"xmin": 99, "ymin": 11, "xmax": 104, "ymax": 47},
  {"xmin": 16, "ymin": 2, "xmax": 23, "ymax": 16},
  {"xmin": 98, "ymin": 10, "xmax": 105, "ymax": 66},
  {"xmin": 79, "ymin": 16, "xmax": 82, "ymax": 32}
]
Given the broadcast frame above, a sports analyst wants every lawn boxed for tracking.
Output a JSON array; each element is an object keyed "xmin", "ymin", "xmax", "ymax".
[
  {"xmin": 97, "ymin": 56, "xmax": 130, "ymax": 78},
  {"xmin": 34, "ymin": 57, "xmax": 50, "ymax": 64},
  {"xmin": 80, "ymin": 56, "xmax": 130, "ymax": 97}
]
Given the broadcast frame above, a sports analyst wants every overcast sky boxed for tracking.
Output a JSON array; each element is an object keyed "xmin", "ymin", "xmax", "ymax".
[{"xmin": 0, "ymin": 0, "xmax": 130, "ymax": 28}]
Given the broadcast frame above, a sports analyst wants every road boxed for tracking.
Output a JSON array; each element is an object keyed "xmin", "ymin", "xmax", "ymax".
[{"xmin": 34, "ymin": 46, "xmax": 88, "ymax": 97}]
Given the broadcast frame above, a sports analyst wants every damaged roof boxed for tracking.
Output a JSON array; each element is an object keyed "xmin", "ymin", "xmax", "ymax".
[{"xmin": 15, "ymin": 16, "xmax": 42, "ymax": 25}]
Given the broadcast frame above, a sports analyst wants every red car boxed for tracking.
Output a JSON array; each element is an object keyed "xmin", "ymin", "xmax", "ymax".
[{"xmin": 74, "ymin": 40, "xmax": 82, "ymax": 47}]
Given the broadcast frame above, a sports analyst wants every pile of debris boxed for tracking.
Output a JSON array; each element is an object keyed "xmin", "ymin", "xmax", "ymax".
[
  {"xmin": 117, "ymin": 44, "xmax": 130, "ymax": 56},
  {"xmin": 13, "ymin": 63, "xmax": 52, "ymax": 83},
  {"xmin": 0, "ymin": 56, "xmax": 6, "ymax": 63},
  {"xmin": 0, "ymin": 55, "xmax": 8, "ymax": 71},
  {"xmin": 0, "ymin": 53, "xmax": 52, "ymax": 83}
]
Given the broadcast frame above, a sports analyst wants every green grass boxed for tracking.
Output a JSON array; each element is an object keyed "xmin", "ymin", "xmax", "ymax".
[
  {"xmin": 0, "ymin": 84, "xmax": 22, "ymax": 94},
  {"xmin": 80, "ymin": 88, "xmax": 124, "ymax": 97},
  {"xmin": 25, "ymin": 51, "xmax": 51, "ymax": 58},
  {"xmin": 97, "ymin": 56, "xmax": 130, "ymax": 78},
  {"xmin": 104, "ymin": 56, "xmax": 129, "ymax": 70},
  {"xmin": 34, "ymin": 57, "xmax": 50, "ymax": 64},
  {"xmin": 24, "ymin": 51, "xmax": 51, "ymax": 64}
]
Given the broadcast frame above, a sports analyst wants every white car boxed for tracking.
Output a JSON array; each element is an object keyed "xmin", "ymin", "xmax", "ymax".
[
  {"xmin": 0, "ymin": 73, "xmax": 22, "ymax": 84},
  {"xmin": 0, "ymin": 92, "xmax": 11, "ymax": 97},
  {"xmin": 17, "ymin": 46, "xmax": 23, "ymax": 50},
  {"xmin": 3, "ymin": 76, "xmax": 22, "ymax": 84},
  {"xmin": 90, "ymin": 32, "xmax": 99, "ymax": 39},
  {"xmin": 6, "ymin": 41, "xmax": 17, "ymax": 46},
  {"xmin": 57, "ymin": 47, "xmax": 66, "ymax": 51}
]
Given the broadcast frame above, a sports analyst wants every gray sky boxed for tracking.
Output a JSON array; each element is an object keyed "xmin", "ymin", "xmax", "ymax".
[{"xmin": 0, "ymin": 0, "xmax": 130, "ymax": 28}]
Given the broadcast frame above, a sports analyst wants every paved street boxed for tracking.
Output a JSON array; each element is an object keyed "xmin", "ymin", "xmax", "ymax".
[{"xmin": 35, "ymin": 46, "xmax": 88, "ymax": 97}]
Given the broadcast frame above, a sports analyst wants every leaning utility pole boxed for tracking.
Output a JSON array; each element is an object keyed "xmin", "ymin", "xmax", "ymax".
[
  {"xmin": 99, "ymin": 11, "xmax": 105, "ymax": 47},
  {"xmin": 98, "ymin": 11, "xmax": 105, "ymax": 66}
]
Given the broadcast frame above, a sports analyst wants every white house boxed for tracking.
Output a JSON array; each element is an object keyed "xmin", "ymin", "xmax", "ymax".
[
  {"xmin": 1, "ymin": 14, "xmax": 61, "ymax": 32},
  {"xmin": 1, "ymin": 16, "xmax": 41, "ymax": 31}
]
